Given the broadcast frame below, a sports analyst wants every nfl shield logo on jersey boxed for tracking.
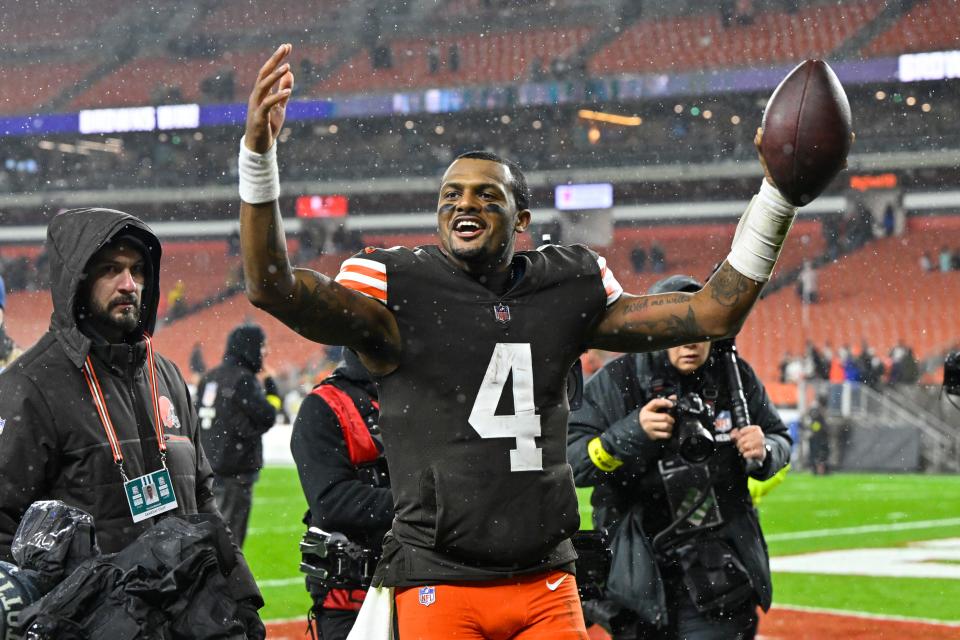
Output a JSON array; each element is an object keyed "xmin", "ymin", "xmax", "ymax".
[
  {"xmin": 493, "ymin": 303, "xmax": 511, "ymax": 324},
  {"xmin": 418, "ymin": 586, "xmax": 436, "ymax": 607}
]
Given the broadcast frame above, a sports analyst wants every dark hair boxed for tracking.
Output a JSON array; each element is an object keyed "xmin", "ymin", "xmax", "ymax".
[{"xmin": 454, "ymin": 150, "xmax": 530, "ymax": 212}]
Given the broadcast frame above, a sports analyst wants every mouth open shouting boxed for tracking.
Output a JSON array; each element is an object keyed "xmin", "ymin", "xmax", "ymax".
[{"xmin": 452, "ymin": 215, "xmax": 486, "ymax": 241}]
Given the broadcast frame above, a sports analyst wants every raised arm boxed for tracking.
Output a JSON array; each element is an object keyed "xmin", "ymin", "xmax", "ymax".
[
  {"xmin": 239, "ymin": 45, "xmax": 400, "ymax": 374},
  {"xmin": 591, "ymin": 128, "xmax": 803, "ymax": 352},
  {"xmin": 590, "ymin": 261, "xmax": 762, "ymax": 352}
]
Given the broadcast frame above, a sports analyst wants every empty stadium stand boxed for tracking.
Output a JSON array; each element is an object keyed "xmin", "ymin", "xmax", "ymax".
[
  {"xmin": 0, "ymin": 61, "xmax": 98, "ymax": 115},
  {"xmin": 590, "ymin": 0, "xmax": 882, "ymax": 75},
  {"xmin": 862, "ymin": 0, "xmax": 960, "ymax": 57},
  {"xmin": 70, "ymin": 45, "xmax": 336, "ymax": 110},
  {"xmin": 0, "ymin": 0, "xmax": 127, "ymax": 45},
  {"xmin": 313, "ymin": 26, "xmax": 595, "ymax": 96}
]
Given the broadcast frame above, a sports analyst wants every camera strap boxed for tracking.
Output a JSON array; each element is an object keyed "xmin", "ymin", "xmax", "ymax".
[{"xmin": 621, "ymin": 353, "xmax": 645, "ymax": 409}]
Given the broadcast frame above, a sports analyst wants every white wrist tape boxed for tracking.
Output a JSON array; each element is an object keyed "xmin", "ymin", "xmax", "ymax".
[
  {"xmin": 238, "ymin": 136, "xmax": 280, "ymax": 204},
  {"xmin": 727, "ymin": 180, "xmax": 799, "ymax": 282}
]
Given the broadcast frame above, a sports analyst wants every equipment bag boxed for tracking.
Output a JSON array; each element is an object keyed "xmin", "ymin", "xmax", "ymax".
[{"xmin": 675, "ymin": 537, "xmax": 754, "ymax": 613}]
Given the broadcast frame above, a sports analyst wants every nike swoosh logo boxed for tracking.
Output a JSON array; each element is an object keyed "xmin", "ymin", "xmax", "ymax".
[{"xmin": 546, "ymin": 575, "xmax": 567, "ymax": 591}]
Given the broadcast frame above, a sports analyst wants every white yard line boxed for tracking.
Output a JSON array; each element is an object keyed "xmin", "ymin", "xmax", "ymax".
[
  {"xmin": 771, "ymin": 538, "xmax": 960, "ymax": 579},
  {"xmin": 766, "ymin": 517, "xmax": 960, "ymax": 542},
  {"xmin": 769, "ymin": 603, "xmax": 960, "ymax": 627},
  {"xmin": 258, "ymin": 577, "xmax": 305, "ymax": 588},
  {"xmin": 246, "ymin": 524, "xmax": 304, "ymax": 535}
]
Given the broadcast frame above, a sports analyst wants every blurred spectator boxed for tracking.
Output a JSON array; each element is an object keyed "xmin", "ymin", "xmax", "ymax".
[
  {"xmin": 919, "ymin": 251, "xmax": 933, "ymax": 272},
  {"xmin": 797, "ymin": 260, "xmax": 818, "ymax": 304},
  {"xmin": 953, "ymin": 248, "xmax": 960, "ymax": 271},
  {"xmin": 227, "ymin": 228, "xmax": 241, "ymax": 256},
  {"xmin": 805, "ymin": 341, "xmax": 829, "ymax": 380},
  {"xmin": 779, "ymin": 350, "xmax": 803, "ymax": 383},
  {"xmin": 719, "ymin": 0, "xmax": 734, "ymax": 27},
  {"xmin": 630, "ymin": 245, "xmax": 646, "ymax": 272},
  {"xmin": 842, "ymin": 345, "xmax": 860, "ymax": 383},
  {"xmin": 939, "ymin": 246, "xmax": 952, "ymax": 272},
  {"xmin": 857, "ymin": 340, "xmax": 884, "ymax": 388},
  {"xmin": 196, "ymin": 324, "xmax": 280, "ymax": 548},
  {"xmin": 189, "ymin": 341, "xmax": 207, "ymax": 378},
  {"xmin": 828, "ymin": 350, "xmax": 845, "ymax": 385},
  {"xmin": 804, "ymin": 399, "xmax": 831, "ymax": 475},
  {"xmin": 530, "ymin": 56, "xmax": 546, "ymax": 81},
  {"xmin": 889, "ymin": 340, "xmax": 920, "ymax": 384},
  {"xmin": 0, "ymin": 273, "xmax": 5, "ymax": 327},
  {"xmin": 167, "ymin": 279, "xmax": 188, "ymax": 320},
  {"xmin": 649, "ymin": 241, "xmax": 666, "ymax": 273},
  {"xmin": 448, "ymin": 43, "xmax": 460, "ymax": 72},
  {"xmin": 735, "ymin": 0, "xmax": 755, "ymax": 24},
  {"xmin": 427, "ymin": 42, "xmax": 440, "ymax": 74}
]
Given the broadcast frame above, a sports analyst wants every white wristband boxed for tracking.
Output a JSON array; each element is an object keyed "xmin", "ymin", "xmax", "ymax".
[
  {"xmin": 238, "ymin": 136, "xmax": 280, "ymax": 204},
  {"xmin": 727, "ymin": 180, "xmax": 799, "ymax": 283}
]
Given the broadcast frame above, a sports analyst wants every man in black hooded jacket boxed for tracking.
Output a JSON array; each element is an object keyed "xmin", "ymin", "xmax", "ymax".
[
  {"xmin": 196, "ymin": 323, "xmax": 280, "ymax": 548},
  {"xmin": 0, "ymin": 208, "xmax": 265, "ymax": 638}
]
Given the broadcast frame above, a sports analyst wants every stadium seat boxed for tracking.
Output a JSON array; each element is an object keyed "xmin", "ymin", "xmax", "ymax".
[
  {"xmin": 738, "ymin": 215, "xmax": 960, "ymax": 384},
  {"xmin": 862, "ymin": 0, "xmax": 960, "ymax": 57},
  {"xmin": 590, "ymin": 1, "xmax": 883, "ymax": 76}
]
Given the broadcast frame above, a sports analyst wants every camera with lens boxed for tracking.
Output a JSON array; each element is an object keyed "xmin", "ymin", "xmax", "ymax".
[
  {"xmin": 669, "ymin": 392, "xmax": 716, "ymax": 463},
  {"xmin": 299, "ymin": 527, "xmax": 379, "ymax": 590}
]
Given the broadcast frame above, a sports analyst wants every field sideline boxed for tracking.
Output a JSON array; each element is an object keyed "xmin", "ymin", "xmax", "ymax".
[{"xmin": 244, "ymin": 468, "xmax": 960, "ymax": 628}]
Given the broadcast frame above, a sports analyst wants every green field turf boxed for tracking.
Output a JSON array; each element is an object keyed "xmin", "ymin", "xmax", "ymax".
[{"xmin": 244, "ymin": 467, "xmax": 960, "ymax": 622}]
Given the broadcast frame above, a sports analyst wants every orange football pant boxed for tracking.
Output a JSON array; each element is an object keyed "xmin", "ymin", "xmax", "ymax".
[{"xmin": 394, "ymin": 569, "xmax": 589, "ymax": 639}]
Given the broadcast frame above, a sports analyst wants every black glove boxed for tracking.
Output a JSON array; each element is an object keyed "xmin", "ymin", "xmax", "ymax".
[{"xmin": 237, "ymin": 598, "xmax": 266, "ymax": 640}]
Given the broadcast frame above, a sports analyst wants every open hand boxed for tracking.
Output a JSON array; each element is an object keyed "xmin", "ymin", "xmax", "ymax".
[{"xmin": 245, "ymin": 44, "xmax": 295, "ymax": 153}]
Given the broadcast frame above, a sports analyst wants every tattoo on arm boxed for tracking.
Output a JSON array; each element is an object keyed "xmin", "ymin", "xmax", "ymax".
[
  {"xmin": 620, "ymin": 294, "xmax": 687, "ymax": 316},
  {"xmin": 708, "ymin": 263, "xmax": 752, "ymax": 308},
  {"xmin": 621, "ymin": 306, "xmax": 704, "ymax": 340}
]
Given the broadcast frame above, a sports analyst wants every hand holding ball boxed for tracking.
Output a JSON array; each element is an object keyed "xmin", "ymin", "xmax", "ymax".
[{"xmin": 758, "ymin": 60, "xmax": 853, "ymax": 206}]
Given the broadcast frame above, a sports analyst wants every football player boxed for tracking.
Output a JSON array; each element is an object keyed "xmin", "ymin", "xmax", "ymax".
[{"xmin": 239, "ymin": 44, "xmax": 802, "ymax": 639}]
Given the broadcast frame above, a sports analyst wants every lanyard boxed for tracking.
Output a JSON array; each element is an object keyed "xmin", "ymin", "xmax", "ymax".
[{"xmin": 81, "ymin": 333, "xmax": 166, "ymax": 482}]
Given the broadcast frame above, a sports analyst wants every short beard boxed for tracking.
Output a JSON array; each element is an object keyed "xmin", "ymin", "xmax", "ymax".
[{"xmin": 90, "ymin": 298, "xmax": 141, "ymax": 338}]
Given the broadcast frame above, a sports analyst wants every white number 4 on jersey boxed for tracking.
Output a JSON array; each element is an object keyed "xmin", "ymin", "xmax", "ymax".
[{"xmin": 468, "ymin": 343, "xmax": 543, "ymax": 472}]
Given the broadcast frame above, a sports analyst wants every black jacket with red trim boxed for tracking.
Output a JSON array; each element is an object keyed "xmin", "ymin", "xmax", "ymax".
[
  {"xmin": 291, "ymin": 351, "xmax": 390, "ymax": 611},
  {"xmin": 291, "ymin": 351, "xmax": 390, "ymax": 550},
  {"xmin": 0, "ymin": 208, "xmax": 261, "ymax": 605}
]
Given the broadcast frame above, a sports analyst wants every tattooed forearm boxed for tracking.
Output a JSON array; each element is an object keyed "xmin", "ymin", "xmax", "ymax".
[
  {"xmin": 621, "ymin": 306, "xmax": 705, "ymax": 341},
  {"xmin": 620, "ymin": 293, "xmax": 688, "ymax": 315},
  {"xmin": 708, "ymin": 263, "xmax": 753, "ymax": 308}
]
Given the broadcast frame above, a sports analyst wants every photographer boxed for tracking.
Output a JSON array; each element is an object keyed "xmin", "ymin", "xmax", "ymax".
[
  {"xmin": 568, "ymin": 274, "xmax": 791, "ymax": 640},
  {"xmin": 291, "ymin": 349, "xmax": 390, "ymax": 640}
]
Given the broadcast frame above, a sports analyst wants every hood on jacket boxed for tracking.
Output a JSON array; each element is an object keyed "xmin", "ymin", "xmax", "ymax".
[
  {"xmin": 223, "ymin": 324, "xmax": 266, "ymax": 373},
  {"xmin": 326, "ymin": 348, "xmax": 377, "ymax": 397},
  {"xmin": 46, "ymin": 208, "xmax": 162, "ymax": 368},
  {"xmin": 647, "ymin": 274, "xmax": 703, "ymax": 296}
]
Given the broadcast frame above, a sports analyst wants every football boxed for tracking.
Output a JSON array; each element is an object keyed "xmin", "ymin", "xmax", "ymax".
[{"xmin": 759, "ymin": 59, "xmax": 853, "ymax": 206}]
